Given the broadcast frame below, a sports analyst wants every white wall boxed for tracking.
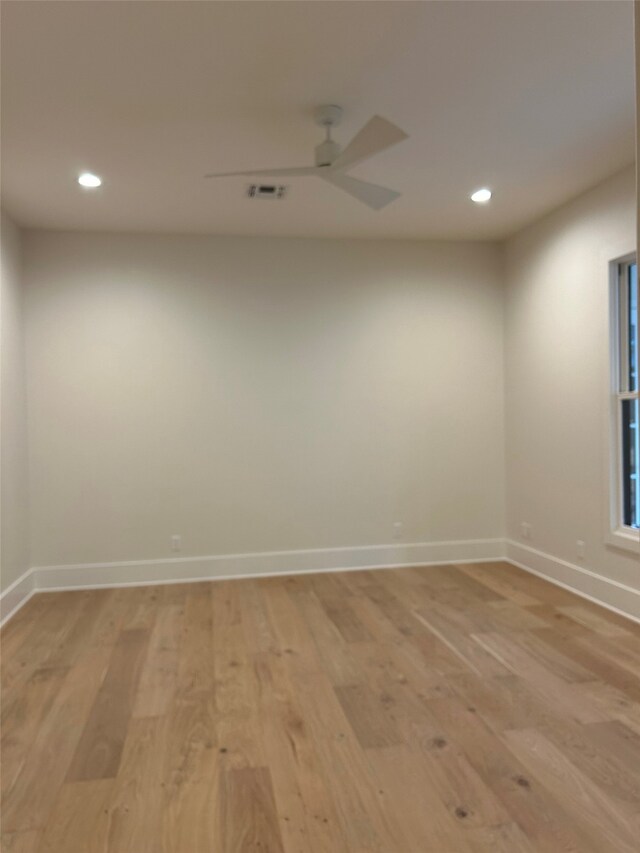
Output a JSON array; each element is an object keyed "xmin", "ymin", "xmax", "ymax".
[
  {"xmin": 23, "ymin": 232, "xmax": 505, "ymax": 571},
  {"xmin": 1, "ymin": 210, "xmax": 30, "ymax": 593},
  {"xmin": 505, "ymin": 166, "xmax": 638, "ymax": 605}
]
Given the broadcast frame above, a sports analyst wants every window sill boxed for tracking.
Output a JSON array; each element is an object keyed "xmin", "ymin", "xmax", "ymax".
[{"xmin": 606, "ymin": 526, "xmax": 640, "ymax": 555}]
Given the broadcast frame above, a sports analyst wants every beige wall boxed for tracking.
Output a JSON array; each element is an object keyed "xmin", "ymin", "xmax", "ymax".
[
  {"xmin": 637, "ymin": 2, "xmax": 639, "ymax": 273},
  {"xmin": 505, "ymin": 166, "xmax": 638, "ymax": 592},
  {"xmin": 5, "ymin": 165, "xmax": 636, "ymax": 604},
  {"xmin": 23, "ymin": 232, "xmax": 506, "ymax": 568},
  {"xmin": 1, "ymin": 211, "xmax": 30, "ymax": 592}
]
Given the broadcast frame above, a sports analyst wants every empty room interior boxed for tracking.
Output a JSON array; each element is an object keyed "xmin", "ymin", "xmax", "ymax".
[{"xmin": 1, "ymin": 1, "xmax": 640, "ymax": 851}]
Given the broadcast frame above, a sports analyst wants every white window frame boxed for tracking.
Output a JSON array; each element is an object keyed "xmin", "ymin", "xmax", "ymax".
[{"xmin": 606, "ymin": 252, "xmax": 640, "ymax": 553}]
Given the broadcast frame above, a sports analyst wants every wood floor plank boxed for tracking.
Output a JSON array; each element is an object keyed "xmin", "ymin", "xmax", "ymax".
[
  {"xmin": 346, "ymin": 592, "xmax": 414, "ymax": 645},
  {"xmin": 334, "ymin": 683, "xmax": 403, "ymax": 749},
  {"xmin": 36, "ymin": 780, "xmax": 113, "ymax": 853},
  {"xmin": 316, "ymin": 591, "xmax": 373, "ymax": 643},
  {"xmin": 276, "ymin": 651, "xmax": 407, "ymax": 851},
  {"xmin": 539, "ymin": 718, "xmax": 640, "ymax": 812},
  {"xmin": 2, "ymin": 561, "xmax": 639, "ymax": 850},
  {"xmin": 558, "ymin": 604, "xmax": 635, "ymax": 638},
  {"xmin": 534, "ymin": 626, "xmax": 640, "ymax": 703},
  {"xmin": 40, "ymin": 590, "xmax": 113, "ymax": 669},
  {"xmin": 483, "ymin": 598, "xmax": 550, "ymax": 632},
  {"xmin": 160, "ymin": 693, "xmax": 218, "ymax": 853},
  {"xmin": 419, "ymin": 733, "xmax": 510, "ymax": 832},
  {"xmin": 444, "ymin": 567, "xmax": 507, "ymax": 603},
  {"xmin": 176, "ymin": 583, "xmax": 214, "ymax": 697},
  {"xmin": 583, "ymin": 719, "xmax": 640, "ymax": 774},
  {"xmin": 217, "ymin": 766, "xmax": 285, "ymax": 853},
  {"xmin": 119, "ymin": 586, "xmax": 162, "ymax": 632},
  {"xmin": 66, "ymin": 628, "xmax": 150, "ymax": 782},
  {"xmin": 213, "ymin": 581, "xmax": 267, "ymax": 770},
  {"xmin": 102, "ymin": 716, "xmax": 166, "ymax": 852},
  {"xmin": 260, "ymin": 581, "xmax": 324, "ymax": 678},
  {"xmin": 160, "ymin": 582, "xmax": 191, "ymax": 607},
  {"xmin": 504, "ymin": 727, "xmax": 639, "ymax": 853},
  {"xmin": 498, "ymin": 570, "xmax": 588, "ymax": 607},
  {"xmin": 456, "ymin": 562, "xmax": 541, "ymax": 606},
  {"xmin": 133, "ymin": 604, "xmax": 182, "ymax": 718},
  {"xmin": 1, "ymin": 593, "xmax": 86, "ymax": 706},
  {"xmin": 452, "ymin": 671, "xmax": 588, "ymax": 735},
  {"xmin": 366, "ymin": 744, "xmax": 476, "ymax": 853},
  {"xmin": 409, "ymin": 563, "xmax": 463, "ymax": 592},
  {"xmin": 523, "ymin": 603, "xmax": 591, "ymax": 636},
  {"xmin": 576, "ymin": 630, "xmax": 640, "ymax": 677},
  {"xmin": 572, "ymin": 679, "xmax": 640, "ymax": 735},
  {"xmin": 426, "ymin": 695, "xmax": 604, "ymax": 853},
  {"xmin": 412, "ymin": 607, "xmax": 512, "ymax": 678},
  {"xmin": 358, "ymin": 679, "xmax": 528, "ymax": 841},
  {"xmin": 361, "ymin": 581, "xmax": 429, "ymax": 639},
  {"xmin": 255, "ymin": 648, "xmax": 349, "ymax": 853},
  {"xmin": 0, "ymin": 594, "xmax": 57, "ymax": 662},
  {"xmin": 471, "ymin": 631, "xmax": 607, "ymax": 724},
  {"xmin": 0, "ymin": 831, "xmax": 42, "ymax": 853},
  {"xmin": 349, "ymin": 636, "xmax": 453, "ymax": 700},
  {"xmin": 2, "ymin": 645, "xmax": 113, "ymax": 833},
  {"xmin": 83, "ymin": 588, "xmax": 133, "ymax": 650},
  {"xmin": 465, "ymin": 821, "xmax": 537, "ymax": 853},
  {"xmin": 237, "ymin": 580, "xmax": 276, "ymax": 656},
  {"xmin": 1, "ymin": 666, "xmax": 69, "ymax": 800},
  {"xmin": 500, "ymin": 628, "xmax": 596, "ymax": 683},
  {"xmin": 289, "ymin": 588, "xmax": 364, "ymax": 686}
]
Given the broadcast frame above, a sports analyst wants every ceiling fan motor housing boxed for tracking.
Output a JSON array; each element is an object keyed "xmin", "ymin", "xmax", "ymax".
[
  {"xmin": 314, "ymin": 104, "xmax": 343, "ymax": 128},
  {"xmin": 315, "ymin": 138, "xmax": 341, "ymax": 167},
  {"xmin": 314, "ymin": 104, "xmax": 343, "ymax": 165}
]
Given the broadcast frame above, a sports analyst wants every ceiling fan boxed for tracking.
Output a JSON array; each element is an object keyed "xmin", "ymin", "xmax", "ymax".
[{"xmin": 205, "ymin": 105, "xmax": 408, "ymax": 210}]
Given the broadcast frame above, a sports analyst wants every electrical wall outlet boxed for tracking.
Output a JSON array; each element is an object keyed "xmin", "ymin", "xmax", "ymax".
[
  {"xmin": 576, "ymin": 539, "xmax": 585, "ymax": 560},
  {"xmin": 521, "ymin": 522, "xmax": 532, "ymax": 540},
  {"xmin": 171, "ymin": 534, "xmax": 182, "ymax": 553},
  {"xmin": 393, "ymin": 522, "xmax": 403, "ymax": 540}
]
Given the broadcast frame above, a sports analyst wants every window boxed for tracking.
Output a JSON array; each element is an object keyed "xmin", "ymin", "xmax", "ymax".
[{"xmin": 612, "ymin": 255, "xmax": 639, "ymax": 533}]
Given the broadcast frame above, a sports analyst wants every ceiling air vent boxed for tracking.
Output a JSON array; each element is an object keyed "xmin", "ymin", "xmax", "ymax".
[{"xmin": 246, "ymin": 184, "xmax": 287, "ymax": 199}]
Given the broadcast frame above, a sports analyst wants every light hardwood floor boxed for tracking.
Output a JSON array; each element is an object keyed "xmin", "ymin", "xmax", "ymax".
[{"xmin": 1, "ymin": 561, "xmax": 640, "ymax": 852}]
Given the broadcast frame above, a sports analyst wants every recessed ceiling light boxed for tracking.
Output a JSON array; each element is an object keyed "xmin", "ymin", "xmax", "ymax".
[
  {"xmin": 78, "ymin": 172, "xmax": 102, "ymax": 188},
  {"xmin": 471, "ymin": 188, "xmax": 492, "ymax": 204}
]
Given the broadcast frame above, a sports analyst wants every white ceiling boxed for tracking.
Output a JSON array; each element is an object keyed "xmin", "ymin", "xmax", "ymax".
[{"xmin": 1, "ymin": 0, "xmax": 635, "ymax": 240}]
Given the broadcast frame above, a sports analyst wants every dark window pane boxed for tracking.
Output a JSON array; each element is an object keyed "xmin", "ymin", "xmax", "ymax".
[
  {"xmin": 628, "ymin": 262, "xmax": 637, "ymax": 392},
  {"xmin": 622, "ymin": 397, "xmax": 639, "ymax": 529}
]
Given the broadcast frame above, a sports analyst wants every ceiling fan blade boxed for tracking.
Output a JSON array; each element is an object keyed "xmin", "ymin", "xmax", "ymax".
[
  {"xmin": 204, "ymin": 166, "xmax": 320, "ymax": 178},
  {"xmin": 321, "ymin": 173, "xmax": 400, "ymax": 210},
  {"xmin": 330, "ymin": 116, "xmax": 408, "ymax": 172}
]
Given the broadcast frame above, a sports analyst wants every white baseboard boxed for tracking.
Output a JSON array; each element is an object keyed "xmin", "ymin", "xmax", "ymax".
[
  {"xmin": 0, "ymin": 568, "xmax": 36, "ymax": 627},
  {"xmin": 506, "ymin": 539, "xmax": 640, "ymax": 623},
  {"xmin": 4, "ymin": 538, "xmax": 638, "ymax": 628},
  {"xmin": 32, "ymin": 538, "xmax": 506, "ymax": 592}
]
